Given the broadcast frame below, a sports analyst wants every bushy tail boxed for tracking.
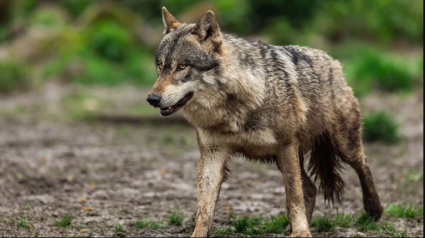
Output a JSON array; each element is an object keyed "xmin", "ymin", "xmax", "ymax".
[{"xmin": 308, "ymin": 131, "xmax": 346, "ymax": 204}]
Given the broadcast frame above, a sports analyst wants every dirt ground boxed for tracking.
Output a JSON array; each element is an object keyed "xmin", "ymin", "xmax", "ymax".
[{"xmin": 0, "ymin": 83, "xmax": 423, "ymax": 237}]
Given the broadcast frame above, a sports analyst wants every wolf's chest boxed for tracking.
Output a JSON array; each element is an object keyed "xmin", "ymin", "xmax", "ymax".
[{"xmin": 198, "ymin": 128, "xmax": 279, "ymax": 159}]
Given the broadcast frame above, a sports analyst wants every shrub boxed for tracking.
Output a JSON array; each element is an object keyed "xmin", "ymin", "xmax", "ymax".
[
  {"xmin": 85, "ymin": 20, "xmax": 132, "ymax": 62},
  {"xmin": 0, "ymin": 60, "xmax": 30, "ymax": 94},
  {"xmin": 363, "ymin": 111, "xmax": 399, "ymax": 144}
]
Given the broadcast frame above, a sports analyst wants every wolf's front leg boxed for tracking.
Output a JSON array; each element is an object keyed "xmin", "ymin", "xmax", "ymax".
[
  {"xmin": 191, "ymin": 148, "xmax": 228, "ymax": 237},
  {"xmin": 276, "ymin": 143, "xmax": 312, "ymax": 237}
]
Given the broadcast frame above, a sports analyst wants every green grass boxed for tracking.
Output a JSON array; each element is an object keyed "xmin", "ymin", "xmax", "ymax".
[
  {"xmin": 334, "ymin": 210, "xmax": 353, "ymax": 228},
  {"xmin": 355, "ymin": 212, "xmax": 378, "ymax": 231},
  {"xmin": 311, "ymin": 215, "xmax": 336, "ymax": 232},
  {"xmin": 112, "ymin": 224, "xmax": 127, "ymax": 234},
  {"xmin": 16, "ymin": 216, "xmax": 29, "ymax": 229},
  {"xmin": 168, "ymin": 211, "xmax": 184, "ymax": 226},
  {"xmin": 212, "ymin": 227, "xmax": 235, "ymax": 235},
  {"xmin": 262, "ymin": 214, "xmax": 290, "ymax": 233},
  {"xmin": 135, "ymin": 219, "xmax": 163, "ymax": 230},
  {"xmin": 232, "ymin": 216, "xmax": 264, "ymax": 235},
  {"xmin": 54, "ymin": 215, "xmax": 72, "ymax": 228},
  {"xmin": 385, "ymin": 204, "xmax": 423, "ymax": 219},
  {"xmin": 379, "ymin": 223, "xmax": 408, "ymax": 237},
  {"xmin": 363, "ymin": 111, "xmax": 399, "ymax": 144}
]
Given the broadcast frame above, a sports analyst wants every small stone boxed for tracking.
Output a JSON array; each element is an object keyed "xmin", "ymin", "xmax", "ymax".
[
  {"xmin": 80, "ymin": 228, "xmax": 89, "ymax": 233},
  {"xmin": 81, "ymin": 206, "xmax": 93, "ymax": 211},
  {"xmin": 356, "ymin": 231, "xmax": 367, "ymax": 237}
]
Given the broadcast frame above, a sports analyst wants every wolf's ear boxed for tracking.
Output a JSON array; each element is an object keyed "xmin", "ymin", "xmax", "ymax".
[
  {"xmin": 193, "ymin": 10, "xmax": 222, "ymax": 49},
  {"xmin": 162, "ymin": 7, "xmax": 180, "ymax": 34}
]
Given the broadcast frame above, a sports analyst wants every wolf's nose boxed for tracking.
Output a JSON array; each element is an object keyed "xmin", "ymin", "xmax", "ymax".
[{"xmin": 146, "ymin": 93, "xmax": 161, "ymax": 107}]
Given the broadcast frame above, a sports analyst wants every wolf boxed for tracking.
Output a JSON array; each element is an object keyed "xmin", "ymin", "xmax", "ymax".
[{"xmin": 146, "ymin": 7, "xmax": 383, "ymax": 237}]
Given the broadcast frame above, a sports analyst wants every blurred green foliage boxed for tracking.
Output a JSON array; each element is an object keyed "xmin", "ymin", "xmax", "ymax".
[
  {"xmin": 0, "ymin": 0, "xmax": 422, "ymax": 92},
  {"xmin": 85, "ymin": 20, "xmax": 133, "ymax": 62},
  {"xmin": 363, "ymin": 111, "xmax": 399, "ymax": 144},
  {"xmin": 0, "ymin": 60, "xmax": 29, "ymax": 93},
  {"xmin": 344, "ymin": 48, "xmax": 422, "ymax": 97}
]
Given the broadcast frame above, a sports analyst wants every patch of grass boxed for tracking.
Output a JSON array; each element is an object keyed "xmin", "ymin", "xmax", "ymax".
[
  {"xmin": 262, "ymin": 214, "xmax": 289, "ymax": 234},
  {"xmin": 135, "ymin": 219, "xmax": 163, "ymax": 230},
  {"xmin": 54, "ymin": 215, "xmax": 72, "ymax": 228},
  {"xmin": 112, "ymin": 224, "xmax": 127, "ymax": 234},
  {"xmin": 311, "ymin": 215, "xmax": 336, "ymax": 232},
  {"xmin": 363, "ymin": 111, "xmax": 399, "ymax": 144},
  {"xmin": 168, "ymin": 211, "xmax": 184, "ymax": 226},
  {"xmin": 380, "ymin": 223, "xmax": 408, "ymax": 237},
  {"xmin": 355, "ymin": 212, "xmax": 378, "ymax": 231},
  {"xmin": 212, "ymin": 227, "xmax": 235, "ymax": 235},
  {"xmin": 232, "ymin": 215, "xmax": 263, "ymax": 235},
  {"xmin": 334, "ymin": 210, "xmax": 353, "ymax": 228},
  {"xmin": 0, "ymin": 60, "xmax": 30, "ymax": 94},
  {"xmin": 16, "ymin": 216, "xmax": 29, "ymax": 229},
  {"xmin": 160, "ymin": 135, "xmax": 174, "ymax": 145},
  {"xmin": 385, "ymin": 204, "xmax": 423, "ymax": 219},
  {"xmin": 404, "ymin": 169, "xmax": 423, "ymax": 183}
]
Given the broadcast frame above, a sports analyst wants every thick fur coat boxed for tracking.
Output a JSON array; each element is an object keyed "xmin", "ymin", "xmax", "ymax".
[{"xmin": 147, "ymin": 8, "xmax": 383, "ymax": 237}]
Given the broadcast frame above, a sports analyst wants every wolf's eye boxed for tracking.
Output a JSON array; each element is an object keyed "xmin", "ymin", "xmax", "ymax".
[
  {"xmin": 177, "ymin": 64, "xmax": 187, "ymax": 71},
  {"xmin": 157, "ymin": 62, "xmax": 163, "ymax": 70}
]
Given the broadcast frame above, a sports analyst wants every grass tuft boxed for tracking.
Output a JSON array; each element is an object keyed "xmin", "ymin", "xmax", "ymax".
[
  {"xmin": 385, "ymin": 204, "xmax": 423, "ymax": 219},
  {"xmin": 168, "ymin": 211, "xmax": 184, "ymax": 226},
  {"xmin": 363, "ymin": 111, "xmax": 399, "ymax": 144},
  {"xmin": 54, "ymin": 215, "xmax": 72, "ymax": 228},
  {"xmin": 334, "ymin": 210, "xmax": 353, "ymax": 228},
  {"xmin": 212, "ymin": 227, "xmax": 235, "ymax": 235},
  {"xmin": 262, "ymin": 214, "xmax": 289, "ymax": 233},
  {"xmin": 112, "ymin": 224, "xmax": 127, "ymax": 234},
  {"xmin": 311, "ymin": 215, "xmax": 336, "ymax": 232},
  {"xmin": 380, "ymin": 223, "xmax": 408, "ymax": 237},
  {"xmin": 135, "ymin": 219, "xmax": 162, "ymax": 230},
  {"xmin": 232, "ymin": 216, "xmax": 263, "ymax": 235},
  {"xmin": 355, "ymin": 212, "xmax": 378, "ymax": 231},
  {"xmin": 16, "ymin": 216, "xmax": 29, "ymax": 229}
]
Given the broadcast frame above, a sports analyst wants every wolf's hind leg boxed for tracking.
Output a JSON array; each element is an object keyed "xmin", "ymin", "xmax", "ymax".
[
  {"xmin": 346, "ymin": 154, "xmax": 383, "ymax": 220},
  {"xmin": 333, "ymin": 109, "xmax": 383, "ymax": 221}
]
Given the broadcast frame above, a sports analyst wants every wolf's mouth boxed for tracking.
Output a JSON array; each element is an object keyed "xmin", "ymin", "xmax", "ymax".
[{"xmin": 160, "ymin": 92, "xmax": 194, "ymax": 116}]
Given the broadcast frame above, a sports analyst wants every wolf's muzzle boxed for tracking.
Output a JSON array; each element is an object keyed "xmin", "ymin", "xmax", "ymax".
[{"xmin": 146, "ymin": 93, "xmax": 161, "ymax": 107}]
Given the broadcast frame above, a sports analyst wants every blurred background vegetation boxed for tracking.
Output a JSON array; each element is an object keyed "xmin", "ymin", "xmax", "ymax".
[{"xmin": 0, "ymin": 0, "xmax": 422, "ymax": 142}]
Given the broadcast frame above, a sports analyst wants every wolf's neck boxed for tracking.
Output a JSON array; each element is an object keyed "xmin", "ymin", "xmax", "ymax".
[{"xmin": 182, "ymin": 34, "xmax": 267, "ymax": 132}]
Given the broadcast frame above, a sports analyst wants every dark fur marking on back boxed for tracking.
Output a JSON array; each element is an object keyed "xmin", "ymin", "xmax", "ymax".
[{"xmin": 284, "ymin": 46, "xmax": 313, "ymax": 68}]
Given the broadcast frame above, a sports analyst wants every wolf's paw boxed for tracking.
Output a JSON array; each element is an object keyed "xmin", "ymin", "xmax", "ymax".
[
  {"xmin": 290, "ymin": 229, "xmax": 312, "ymax": 237},
  {"xmin": 365, "ymin": 204, "xmax": 384, "ymax": 221}
]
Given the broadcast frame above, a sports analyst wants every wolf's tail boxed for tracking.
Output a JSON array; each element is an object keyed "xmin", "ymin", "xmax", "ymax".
[{"xmin": 307, "ymin": 131, "xmax": 346, "ymax": 204}]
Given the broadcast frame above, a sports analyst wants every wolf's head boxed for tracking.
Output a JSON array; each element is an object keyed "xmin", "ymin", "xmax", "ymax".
[{"xmin": 146, "ymin": 7, "xmax": 223, "ymax": 116}]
